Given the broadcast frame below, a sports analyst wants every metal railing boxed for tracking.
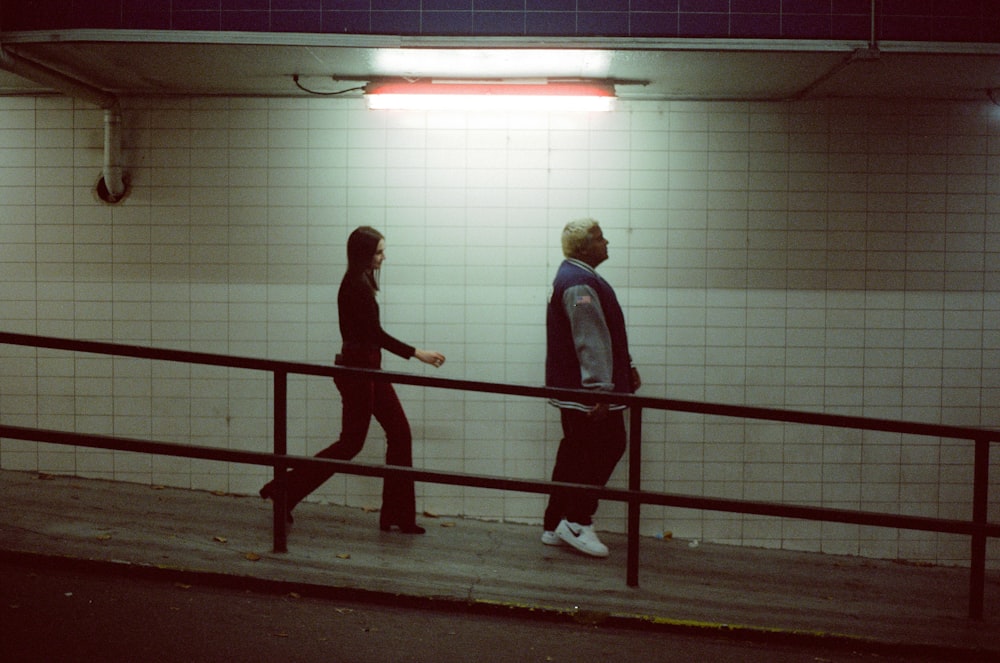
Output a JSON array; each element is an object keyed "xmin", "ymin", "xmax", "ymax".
[{"xmin": 0, "ymin": 331, "xmax": 997, "ymax": 619}]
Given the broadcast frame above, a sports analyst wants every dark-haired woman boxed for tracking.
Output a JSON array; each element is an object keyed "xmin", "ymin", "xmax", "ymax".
[{"xmin": 260, "ymin": 226, "xmax": 446, "ymax": 534}]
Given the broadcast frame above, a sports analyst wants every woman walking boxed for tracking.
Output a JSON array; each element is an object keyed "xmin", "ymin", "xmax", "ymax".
[{"xmin": 260, "ymin": 226, "xmax": 446, "ymax": 533}]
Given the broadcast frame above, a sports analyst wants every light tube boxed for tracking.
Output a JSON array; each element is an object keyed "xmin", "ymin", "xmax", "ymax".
[{"xmin": 364, "ymin": 80, "xmax": 616, "ymax": 112}]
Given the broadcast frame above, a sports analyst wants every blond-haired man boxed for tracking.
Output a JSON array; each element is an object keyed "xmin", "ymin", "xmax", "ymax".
[{"xmin": 542, "ymin": 219, "xmax": 640, "ymax": 558}]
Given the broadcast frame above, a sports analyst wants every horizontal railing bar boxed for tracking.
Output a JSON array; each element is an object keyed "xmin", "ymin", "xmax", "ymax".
[
  {"xmin": 2, "ymin": 331, "xmax": 998, "ymax": 445},
  {"xmin": 0, "ymin": 331, "xmax": 308, "ymax": 374},
  {"xmin": 3, "ymin": 423, "xmax": 997, "ymax": 540}
]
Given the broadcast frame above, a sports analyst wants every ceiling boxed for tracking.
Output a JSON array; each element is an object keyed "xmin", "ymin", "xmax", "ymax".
[{"xmin": 1, "ymin": 32, "xmax": 999, "ymax": 104}]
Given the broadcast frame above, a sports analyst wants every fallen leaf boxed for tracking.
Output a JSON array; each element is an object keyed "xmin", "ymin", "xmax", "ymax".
[
  {"xmin": 335, "ymin": 608, "xmax": 353, "ymax": 615},
  {"xmin": 272, "ymin": 632, "xmax": 289, "ymax": 638},
  {"xmin": 245, "ymin": 552, "xmax": 261, "ymax": 561},
  {"xmin": 422, "ymin": 510, "xmax": 439, "ymax": 518},
  {"xmin": 37, "ymin": 473, "xmax": 55, "ymax": 480},
  {"xmin": 287, "ymin": 592, "xmax": 301, "ymax": 599},
  {"xmin": 96, "ymin": 534, "xmax": 112, "ymax": 541},
  {"xmin": 213, "ymin": 536, "xmax": 228, "ymax": 543},
  {"xmin": 336, "ymin": 553, "xmax": 351, "ymax": 560},
  {"xmin": 362, "ymin": 505, "xmax": 379, "ymax": 513},
  {"xmin": 211, "ymin": 490, "xmax": 227, "ymax": 496},
  {"xmin": 151, "ymin": 485, "xmax": 165, "ymax": 490},
  {"xmin": 175, "ymin": 583, "xmax": 192, "ymax": 590},
  {"xmin": 440, "ymin": 521, "xmax": 456, "ymax": 528}
]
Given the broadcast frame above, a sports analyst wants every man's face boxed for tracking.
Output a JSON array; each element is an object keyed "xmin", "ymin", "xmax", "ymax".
[{"xmin": 579, "ymin": 226, "xmax": 609, "ymax": 267}]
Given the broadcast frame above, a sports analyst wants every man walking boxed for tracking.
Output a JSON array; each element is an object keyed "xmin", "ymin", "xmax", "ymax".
[{"xmin": 542, "ymin": 218, "xmax": 640, "ymax": 558}]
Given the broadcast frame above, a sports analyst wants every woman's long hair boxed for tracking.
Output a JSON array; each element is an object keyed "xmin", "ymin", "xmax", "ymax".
[{"xmin": 346, "ymin": 226, "xmax": 385, "ymax": 291}]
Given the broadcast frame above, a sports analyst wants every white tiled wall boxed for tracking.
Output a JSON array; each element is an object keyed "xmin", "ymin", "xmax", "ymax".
[{"xmin": 1, "ymin": 94, "xmax": 999, "ymax": 566}]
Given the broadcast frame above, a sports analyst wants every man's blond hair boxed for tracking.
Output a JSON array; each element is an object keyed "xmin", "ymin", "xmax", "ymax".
[{"xmin": 561, "ymin": 218, "xmax": 600, "ymax": 258}]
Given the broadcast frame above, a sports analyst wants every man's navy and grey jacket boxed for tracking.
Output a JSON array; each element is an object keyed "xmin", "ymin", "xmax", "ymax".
[{"xmin": 545, "ymin": 258, "xmax": 634, "ymax": 411}]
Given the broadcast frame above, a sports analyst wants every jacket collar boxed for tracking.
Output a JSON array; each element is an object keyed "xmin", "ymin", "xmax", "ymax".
[{"xmin": 565, "ymin": 257, "xmax": 597, "ymax": 275}]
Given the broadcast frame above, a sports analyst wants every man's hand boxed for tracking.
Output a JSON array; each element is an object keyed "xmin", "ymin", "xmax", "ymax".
[{"xmin": 588, "ymin": 401, "xmax": 609, "ymax": 422}]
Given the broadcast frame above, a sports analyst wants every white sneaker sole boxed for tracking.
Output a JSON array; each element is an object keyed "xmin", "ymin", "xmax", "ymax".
[{"xmin": 564, "ymin": 540, "xmax": 609, "ymax": 558}]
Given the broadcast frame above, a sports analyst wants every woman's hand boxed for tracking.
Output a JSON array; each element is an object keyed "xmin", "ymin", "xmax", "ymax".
[{"xmin": 415, "ymin": 349, "xmax": 446, "ymax": 368}]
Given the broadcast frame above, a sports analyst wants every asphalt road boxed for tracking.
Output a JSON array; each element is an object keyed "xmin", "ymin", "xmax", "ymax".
[{"xmin": 0, "ymin": 559, "xmax": 956, "ymax": 663}]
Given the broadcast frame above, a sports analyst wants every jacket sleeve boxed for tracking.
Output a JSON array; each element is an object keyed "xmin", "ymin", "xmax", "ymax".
[
  {"xmin": 378, "ymin": 327, "xmax": 416, "ymax": 360},
  {"xmin": 562, "ymin": 284, "xmax": 614, "ymax": 391}
]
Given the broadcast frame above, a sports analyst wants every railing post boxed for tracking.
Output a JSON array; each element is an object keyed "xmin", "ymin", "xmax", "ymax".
[
  {"xmin": 272, "ymin": 370, "xmax": 288, "ymax": 553},
  {"xmin": 968, "ymin": 436, "xmax": 990, "ymax": 620},
  {"xmin": 626, "ymin": 406, "xmax": 643, "ymax": 587}
]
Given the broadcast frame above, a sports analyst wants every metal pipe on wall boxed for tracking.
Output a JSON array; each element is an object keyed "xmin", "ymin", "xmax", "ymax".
[
  {"xmin": 100, "ymin": 108, "xmax": 126, "ymax": 202},
  {"xmin": 0, "ymin": 43, "xmax": 127, "ymax": 203}
]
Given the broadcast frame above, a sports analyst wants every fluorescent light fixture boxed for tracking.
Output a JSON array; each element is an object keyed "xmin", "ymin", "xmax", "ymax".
[
  {"xmin": 364, "ymin": 80, "xmax": 616, "ymax": 112},
  {"xmin": 372, "ymin": 49, "xmax": 613, "ymax": 80}
]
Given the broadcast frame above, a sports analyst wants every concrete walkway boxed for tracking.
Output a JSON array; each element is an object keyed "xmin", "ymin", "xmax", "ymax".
[{"xmin": 0, "ymin": 469, "xmax": 996, "ymax": 659}]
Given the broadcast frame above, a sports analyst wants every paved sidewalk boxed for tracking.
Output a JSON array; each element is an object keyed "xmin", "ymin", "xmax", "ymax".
[{"xmin": 0, "ymin": 469, "xmax": 996, "ymax": 659}]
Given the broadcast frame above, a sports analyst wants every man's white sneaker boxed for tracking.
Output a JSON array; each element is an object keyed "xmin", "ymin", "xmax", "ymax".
[
  {"xmin": 555, "ymin": 519, "xmax": 609, "ymax": 558},
  {"xmin": 541, "ymin": 530, "xmax": 562, "ymax": 546}
]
